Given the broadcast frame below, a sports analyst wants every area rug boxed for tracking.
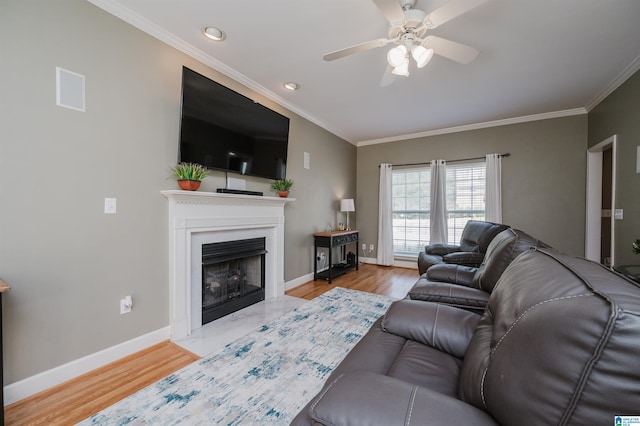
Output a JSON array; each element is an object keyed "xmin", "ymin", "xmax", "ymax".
[{"xmin": 79, "ymin": 287, "xmax": 395, "ymax": 425}]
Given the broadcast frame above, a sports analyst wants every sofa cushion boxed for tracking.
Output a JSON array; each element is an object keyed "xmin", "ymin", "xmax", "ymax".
[
  {"xmin": 442, "ymin": 251, "xmax": 485, "ymax": 267},
  {"xmin": 309, "ymin": 372, "xmax": 498, "ymax": 426},
  {"xmin": 473, "ymin": 228, "xmax": 548, "ymax": 292},
  {"xmin": 387, "ymin": 341, "xmax": 461, "ymax": 397},
  {"xmin": 381, "ymin": 300, "xmax": 480, "ymax": 358},
  {"xmin": 407, "ymin": 280, "xmax": 489, "ymax": 311},
  {"xmin": 459, "ymin": 221, "xmax": 508, "ymax": 252},
  {"xmin": 459, "ymin": 248, "xmax": 640, "ymax": 425}
]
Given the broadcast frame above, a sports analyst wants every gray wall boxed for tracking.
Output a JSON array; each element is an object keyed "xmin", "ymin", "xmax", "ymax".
[
  {"xmin": 356, "ymin": 115, "xmax": 588, "ymax": 258},
  {"xmin": 0, "ymin": 0, "xmax": 355, "ymax": 384},
  {"xmin": 588, "ymin": 70, "xmax": 640, "ymax": 266}
]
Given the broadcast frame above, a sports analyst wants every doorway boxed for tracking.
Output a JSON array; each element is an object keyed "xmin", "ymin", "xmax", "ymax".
[{"xmin": 585, "ymin": 135, "xmax": 617, "ymax": 266}]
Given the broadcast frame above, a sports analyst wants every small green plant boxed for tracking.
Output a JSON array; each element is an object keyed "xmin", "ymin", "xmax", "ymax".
[
  {"xmin": 170, "ymin": 162, "xmax": 208, "ymax": 181},
  {"xmin": 270, "ymin": 178, "xmax": 294, "ymax": 192},
  {"xmin": 633, "ymin": 239, "xmax": 640, "ymax": 255}
]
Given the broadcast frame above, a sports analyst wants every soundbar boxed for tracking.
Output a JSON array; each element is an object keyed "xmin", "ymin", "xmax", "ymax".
[{"xmin": 216, "ymin": 188, "xmax": 264, "ymax": 196}]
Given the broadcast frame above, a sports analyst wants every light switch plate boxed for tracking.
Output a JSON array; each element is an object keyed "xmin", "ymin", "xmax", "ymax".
[{"xmin": 104, "ymin": 198, "xmax": 117, "ymax": 214}]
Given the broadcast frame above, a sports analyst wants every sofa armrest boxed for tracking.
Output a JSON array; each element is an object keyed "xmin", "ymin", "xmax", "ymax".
[
  {"xmin": 427, "ymin": 263, "xmax": 476, "ymax": 286},
  {"xmin": 443, "ymin": 251, "xmax": 485, "ymax": 267},
  {"xmin": 308, "ymin": 371, "xmax": 497, "ymax": 426},
  {"xmin": 381, "ymin": 299, "xmax": 480, "ymax": 358},
  {"xmin": 426, "ymin": 243, "xmax": 461, "ymax": 255},
  {"xmin": 408, "ymin": 281, "xmax": 489, "ymax": 312}
]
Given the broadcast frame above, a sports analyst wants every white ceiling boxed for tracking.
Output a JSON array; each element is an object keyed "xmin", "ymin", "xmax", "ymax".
[{"xmin": 89, "ymin": 0, "xmax": 640, "ymax": 145}]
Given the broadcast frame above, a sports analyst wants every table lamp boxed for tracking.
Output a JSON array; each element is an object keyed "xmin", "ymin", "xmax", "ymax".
[{"xmin": 340, "ymin": 199, "xmax": 355, "ymax": 230}]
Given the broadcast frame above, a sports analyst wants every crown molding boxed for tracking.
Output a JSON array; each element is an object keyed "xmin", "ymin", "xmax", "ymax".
[
  {"xmin": 356, "ymin": 108, "xmax": 587, "ymax": 147},
  {"xmin": 585, "ymin": 53, "xmax": 640, "ymax": 112}
]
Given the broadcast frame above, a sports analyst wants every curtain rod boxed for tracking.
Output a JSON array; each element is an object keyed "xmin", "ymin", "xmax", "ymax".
[{"xmin": 384, "ymin": 152, "xmax": 511, "ymax": 168}]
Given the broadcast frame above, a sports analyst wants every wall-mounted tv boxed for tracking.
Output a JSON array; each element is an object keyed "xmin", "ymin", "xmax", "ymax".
[{"xmin": 178, "ymin": 67, "xmax": 290, "ymax": 180}]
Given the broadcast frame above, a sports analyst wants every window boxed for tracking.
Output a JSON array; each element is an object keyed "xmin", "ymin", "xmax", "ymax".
[
  {"xmin": 392, "ymin": 162, "xmax": 486, "ymax": 255},
  {"xmin": 446, "ymin": 163, "xmax": 486, "ymax": 243}
]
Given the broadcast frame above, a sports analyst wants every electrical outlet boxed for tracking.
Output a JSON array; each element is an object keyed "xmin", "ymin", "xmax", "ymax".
[
  {"xmin": 120, "ymin": 295, "xmax": 133, "ymax": 314},
  {"xmin": 369, "ymin": 244, "xmax": 375, "ymax": 252},
  {"xmin": 362, "ymin": 243, "xmax": 366, "ymax": 251}
]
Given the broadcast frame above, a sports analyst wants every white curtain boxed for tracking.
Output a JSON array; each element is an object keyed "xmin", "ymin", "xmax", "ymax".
[
  {"xmin": 485, "ymin": 153, "xmax": 503, "ymax": 223},
  {"xmin": 430, "ymin": 159, "xmax": 448, "ymax": 244},
  {"xmin": 377, "ymin": 163, "xmax": 394, "ymax": 266}
]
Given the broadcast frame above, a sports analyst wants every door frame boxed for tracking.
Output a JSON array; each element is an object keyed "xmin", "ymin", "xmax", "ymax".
[{"xmin": 585, "ymin": 135, "xmax": 617, "ymax": 266}]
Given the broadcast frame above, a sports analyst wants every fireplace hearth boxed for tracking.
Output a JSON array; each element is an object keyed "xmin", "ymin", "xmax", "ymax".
[{"xmin": 201, "ymin": 237, "xmax": 266, "ymax": 324}]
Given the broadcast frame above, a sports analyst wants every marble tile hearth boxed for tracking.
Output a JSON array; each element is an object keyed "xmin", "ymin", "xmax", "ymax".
[{"xmin": 174, "ymin": 295, "xmax": 306, "ymax": 357}]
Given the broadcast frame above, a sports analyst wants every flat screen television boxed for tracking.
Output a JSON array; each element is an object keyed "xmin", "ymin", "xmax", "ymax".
[{"xmin": 178, "ymin": 67, "xmax": 290, "ymax": 180}]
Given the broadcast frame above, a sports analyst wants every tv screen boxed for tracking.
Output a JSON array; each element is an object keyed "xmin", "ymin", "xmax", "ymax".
[{"xmin": 179, "ymin": 67, "xmax": 290, "ymax": 180}]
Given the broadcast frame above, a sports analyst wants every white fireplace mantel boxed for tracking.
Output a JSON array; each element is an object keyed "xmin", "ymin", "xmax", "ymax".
[{"xmin": 161, "ymin": 190, "xmax": 294, "ymax": 340}]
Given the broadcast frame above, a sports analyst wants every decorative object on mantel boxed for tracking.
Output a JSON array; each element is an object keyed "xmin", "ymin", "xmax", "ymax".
[
  {"xmin": 270, "ymin": 178, "xmax": 294, "ymax": 197},
  {"xmin": 170, "ymin": 162, "xmax": 208, "ymax": 191}
]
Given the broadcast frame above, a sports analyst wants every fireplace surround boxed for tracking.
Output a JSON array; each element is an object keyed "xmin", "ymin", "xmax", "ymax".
[{"xmin": 161, "ymin": 190, "xmax": 293, "ymax": 340}]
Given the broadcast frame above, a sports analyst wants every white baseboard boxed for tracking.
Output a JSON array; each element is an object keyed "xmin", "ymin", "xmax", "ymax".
[
  {"xmin": 360, "ymin": 256, "xmax": 418, "ymax": 270},
  {"xmin": 285, "ymin": 273, "xmax": 314, "ymax": 291},
  {"xmin": 4, "ymin": 326, "xmax": 170, "ymax": 406}
]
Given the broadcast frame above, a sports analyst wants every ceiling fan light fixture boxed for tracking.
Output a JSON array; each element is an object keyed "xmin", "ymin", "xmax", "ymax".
[
  {"xmin": 203, "ymin": 26, "xmax": 226, "ymax": 41},
  {"xmin": 387, "ymin": 45, "xmax": 408, "ymax": 68},
  {"xmin": 392, "ymin": 59, "xmax": 410, "ymax": 77},
  {"xmin": 412, "ymin": 45, "xmax": 434, "ymax": 68}
]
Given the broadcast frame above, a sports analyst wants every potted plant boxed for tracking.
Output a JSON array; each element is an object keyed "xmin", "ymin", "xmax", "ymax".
[
  {"xmin": 170, "ymin": 162, "xmax": 208, "ymax": 191},
  {"xmin": 270, "ymin": 178, "xmax": 294, "ymax": 197}
]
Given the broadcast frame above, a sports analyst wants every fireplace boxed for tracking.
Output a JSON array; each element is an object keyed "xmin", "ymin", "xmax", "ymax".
[
  {"xmin": 162, "ymin": 190, "xmax": 293, "ymax": 340},
  {"xmin": 201, "ymin": 238, "xmax": 266, "ymax": 324}
]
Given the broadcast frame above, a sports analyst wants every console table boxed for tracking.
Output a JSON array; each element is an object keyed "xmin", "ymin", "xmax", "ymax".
[{"xmin": 313, "ymin": 230, "xmax": 359, "ymax": 283}]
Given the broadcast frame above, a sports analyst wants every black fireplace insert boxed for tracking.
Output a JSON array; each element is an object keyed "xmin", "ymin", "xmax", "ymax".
[{"xmin": 201, "ymin": 237, "xmax": 266, "ymax": 324}]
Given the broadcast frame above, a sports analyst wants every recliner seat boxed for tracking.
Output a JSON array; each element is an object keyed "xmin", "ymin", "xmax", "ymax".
[
  {"xmin": 409, "ymin": 228, "xmax": 548, "ymax": 311},
  {"xmin": 417, "ymin": 220, "xmax": 508, "ymax": 275}
]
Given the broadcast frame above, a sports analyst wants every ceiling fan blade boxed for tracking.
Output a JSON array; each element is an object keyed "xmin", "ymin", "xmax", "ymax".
[
  {"xmin": 373, "ymin": 0, "xmax": 406, "ymax": 27},
  {"xmin": 380, "ymin": 64, "xmax": 396, "ymax": 87},
  {"xmin": 424, "ymin": 0, "xmax": 489, "ymax": 29},
  {"xmin": 423, "ymin": 36, "xmax": 479, "ymax": 64},
  {"xmin": 323, "ymin": 38, "xmax": 390, "ymax": 62}
]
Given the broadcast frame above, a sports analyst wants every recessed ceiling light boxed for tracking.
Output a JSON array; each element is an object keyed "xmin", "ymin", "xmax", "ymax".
[
  {"xmin": 203, "ymin": 27, "xmax": 226, "ymax": 41},
  {"xmin": 283, "ymin": 82, "xmax": 299, "ymax": 91}
]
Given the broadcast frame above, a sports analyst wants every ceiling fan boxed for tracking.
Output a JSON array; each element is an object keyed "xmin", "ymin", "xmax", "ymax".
[{"xmin": 323, "ymin": 0, "xmax": 489, "ymax": 83}]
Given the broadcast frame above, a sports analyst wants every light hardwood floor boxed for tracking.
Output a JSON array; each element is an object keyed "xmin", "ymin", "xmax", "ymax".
[{"xmin": 4, "ymin": 264, "xmax": 418, "ymax": 425}]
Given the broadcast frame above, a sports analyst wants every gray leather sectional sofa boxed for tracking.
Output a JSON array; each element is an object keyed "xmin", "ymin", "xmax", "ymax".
[{"xmin": 292, "ymin": 243, "xmax": 640, "ymax": 425}]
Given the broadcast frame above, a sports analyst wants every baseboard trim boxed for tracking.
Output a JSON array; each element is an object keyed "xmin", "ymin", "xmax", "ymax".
[
  {"xmin": 285, "ymin": 273, "xmax": 313, "ymax": 291},
  {"xmin": 4, "ymin": 326, "xmax": 170, "ymax": 406}
]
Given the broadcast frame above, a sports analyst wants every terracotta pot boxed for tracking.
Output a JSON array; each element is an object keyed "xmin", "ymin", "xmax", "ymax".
[
  {"xmin": 178, "ymin": 180, "xmax": 201, "ymax": 191},
  {"xmin": 277, "ymin": 190, "xmax": 289, "ymax": 198}
]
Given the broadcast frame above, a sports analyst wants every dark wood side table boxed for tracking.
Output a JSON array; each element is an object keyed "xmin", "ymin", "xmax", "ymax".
[
  {"xmin": 0, "ymin": 279, "xmax": 10, "ymax": 426},
  {"xmin": 313, "ymin": 230, "xmax": 359, "ymax": 283}
]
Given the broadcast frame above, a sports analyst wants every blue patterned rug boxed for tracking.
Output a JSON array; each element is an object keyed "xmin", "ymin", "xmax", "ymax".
[{"xmin": 79, "ymin": 287, "xmax": 394, "ymax": 425}]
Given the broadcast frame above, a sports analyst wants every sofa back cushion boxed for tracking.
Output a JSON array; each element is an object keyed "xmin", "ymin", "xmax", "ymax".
[
  {"xmin": 459, "ymin": 221, "xmax": 508, "ymax": 252},
  {"xmin": 471, "ymin": 229, "xmax": 548, "ymax": 292},
  {"xmin": 459, "ymin": 248, "xmax": 640, "ymax": 425}
]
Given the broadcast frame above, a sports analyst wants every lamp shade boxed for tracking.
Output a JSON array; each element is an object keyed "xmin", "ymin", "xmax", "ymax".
[{"xmin": 340, "ymin": 199, "xmax": 355, "ymax": 212}]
